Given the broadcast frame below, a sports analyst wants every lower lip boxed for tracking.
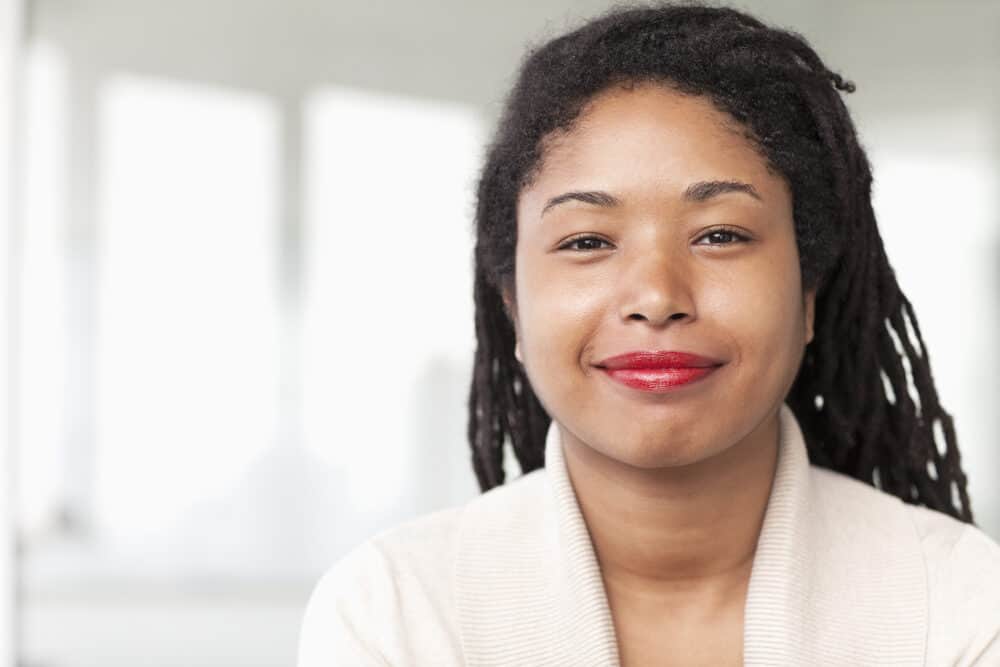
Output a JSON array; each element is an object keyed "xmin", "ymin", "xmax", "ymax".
[{"xmin": 600, "ymin": 366, "xmax": 720, "ymax": 393}]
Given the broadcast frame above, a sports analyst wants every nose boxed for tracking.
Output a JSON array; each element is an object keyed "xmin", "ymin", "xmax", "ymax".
[{"xmin": 617, "ymin": 247, "xmax": 695, "ymax": 327}]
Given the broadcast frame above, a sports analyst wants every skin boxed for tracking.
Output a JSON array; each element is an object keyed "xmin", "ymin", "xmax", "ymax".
[{"xmin": 501, "ymin": 82, "xmax": 816, "ymax": 666}]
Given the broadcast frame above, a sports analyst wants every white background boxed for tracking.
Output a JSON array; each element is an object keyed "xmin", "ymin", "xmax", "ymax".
[{"xmin": 10, "ymin": 1, "xmax": 1000, "ymax": 665}]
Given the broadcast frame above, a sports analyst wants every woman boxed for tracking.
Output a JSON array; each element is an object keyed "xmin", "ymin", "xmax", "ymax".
[{"xmin": 298, "ymin": 3, "xmax": 1000, "ymax": 665}]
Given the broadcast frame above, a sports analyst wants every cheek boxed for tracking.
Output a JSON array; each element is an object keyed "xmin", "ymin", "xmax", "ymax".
[
  {"xmin": 514, "ymin": 252, "xmax": 611, "ymax": 400},
  {"xmin": 518, "ymin": 272, "xmax": 604, "ymax": 361},
  {"xmin": 716, "ymin": 260, "xmax": 806, "ymax": 374}
]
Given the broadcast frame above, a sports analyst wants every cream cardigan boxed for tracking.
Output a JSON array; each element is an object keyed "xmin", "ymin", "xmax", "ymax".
[{"xmin": 297, "ymin": 402, "xmax": 1000, "ymax": 666}]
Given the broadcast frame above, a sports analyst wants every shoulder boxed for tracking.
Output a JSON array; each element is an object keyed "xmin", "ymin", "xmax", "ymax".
[
  {"xmin": 907, "ymin": 503, "xmax": 1000, "ymax": 665},
  {"xmin": 808, "ymin": 463, "xmax": 904, "ymax": 516},
  {"xmin": 297, "ymin": 504, "xmax": 465, "ymax": 666},
  {"xmin": 808, "ymin": 465, "xmax": 1000, "ymax": 662},
  {"xmin": 297, "ymin": 469, "xmax": 548, "ymax": 666}
]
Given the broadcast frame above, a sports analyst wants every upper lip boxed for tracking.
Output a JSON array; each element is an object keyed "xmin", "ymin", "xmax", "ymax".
[{"xmin": 595, "ymin": 350, "xmax": 724, "ymax": 370}]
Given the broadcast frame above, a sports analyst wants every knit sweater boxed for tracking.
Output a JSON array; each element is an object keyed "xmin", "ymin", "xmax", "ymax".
[{"xmin": 297, "ymin": 402, "xmax": 1000, "ymax": 666}]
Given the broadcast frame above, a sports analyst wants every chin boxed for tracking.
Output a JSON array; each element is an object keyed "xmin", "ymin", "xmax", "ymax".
[{"xmin": 601, "ymin": 430, "xmax": 711, "ymax": 469}]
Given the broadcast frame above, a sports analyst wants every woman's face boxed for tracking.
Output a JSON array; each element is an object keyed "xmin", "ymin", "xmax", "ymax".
[{"xmin": 504, "ymin": 82, "xmax": 816, "ymax": 469}]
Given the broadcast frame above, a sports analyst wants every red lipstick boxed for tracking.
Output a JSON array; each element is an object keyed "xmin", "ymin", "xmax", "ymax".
[{"xmin": 595, "ymin": 350, "xmax": 724, "ymax": 393}]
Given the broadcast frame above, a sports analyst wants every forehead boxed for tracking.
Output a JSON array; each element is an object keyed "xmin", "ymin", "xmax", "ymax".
[{"xmin": 524, "ymin": 82, "xmax": 781, "ymax": 203}]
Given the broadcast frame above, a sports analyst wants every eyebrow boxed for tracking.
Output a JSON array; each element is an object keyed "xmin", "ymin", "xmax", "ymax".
[{"xmin": 540, "ymin": 180, "xmax": 762, "ymax": 216}]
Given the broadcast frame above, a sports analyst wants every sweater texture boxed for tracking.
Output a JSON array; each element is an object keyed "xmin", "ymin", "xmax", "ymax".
[{"xmin": 298, "ymin": 402, "xmax": 1000, "ymax": 666}]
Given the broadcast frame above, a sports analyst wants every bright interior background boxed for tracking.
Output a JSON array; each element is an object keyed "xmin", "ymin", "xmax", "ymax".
[{"xmin": 10, "ymin": 0, "xmax": 1000, "ymax": 665}]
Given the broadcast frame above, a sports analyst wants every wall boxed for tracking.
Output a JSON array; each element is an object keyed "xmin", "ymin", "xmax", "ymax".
[{"xmin": 17, "ymin": 1, "xmax": 1000, "ymax": 665}]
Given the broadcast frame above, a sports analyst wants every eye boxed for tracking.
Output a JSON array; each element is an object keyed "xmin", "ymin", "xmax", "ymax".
[
  {"xmin": 557, "ymin": 235, "xmax": 614, "ymax": 252},
  {"xmin": 695, "ymin": 227, "xmax": 751, "ymax": 246}
]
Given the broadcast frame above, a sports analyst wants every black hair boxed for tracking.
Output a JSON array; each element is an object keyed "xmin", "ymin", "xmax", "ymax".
[{"xmin": 467, "ymin": 1, "xmax": 973, "ymax": 523}]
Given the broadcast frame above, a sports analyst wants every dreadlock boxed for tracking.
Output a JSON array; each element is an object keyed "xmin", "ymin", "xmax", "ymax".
[{"xmin": 467, "ymin": 1, "xmax": 974, "ymax": 523}]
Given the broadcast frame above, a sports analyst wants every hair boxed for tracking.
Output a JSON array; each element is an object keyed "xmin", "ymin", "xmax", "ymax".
[{"xmin": 466, "ymin": 1, "xmax": 974, "ymax": 523}]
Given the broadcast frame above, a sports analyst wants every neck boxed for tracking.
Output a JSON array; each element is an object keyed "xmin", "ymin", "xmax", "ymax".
[{"xmin": 559, "ymin": 408, "xmax": 780, "ymax": 605}]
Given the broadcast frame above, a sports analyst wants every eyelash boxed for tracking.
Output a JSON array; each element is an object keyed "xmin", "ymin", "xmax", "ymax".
[{"xmin": 557, "ymin": 227, "xmax": 751, "ymax": 252}]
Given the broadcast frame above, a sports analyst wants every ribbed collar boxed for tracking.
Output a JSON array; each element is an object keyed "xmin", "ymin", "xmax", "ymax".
[{"xmin": 455, "ymin": 402, "xmax": 927, "ymax": 666}]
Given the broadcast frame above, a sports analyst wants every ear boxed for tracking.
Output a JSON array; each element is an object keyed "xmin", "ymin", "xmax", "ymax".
[
  {"xmin": 804, "ymin": 286, "xmax": 817, "ymax": 345},
  {"xmin": 501, "ymin": 286, "xmax": 517, "ymax": 328},
  {"xmin": 501, "ymin": 286, "xmax": 523, "ymax": 363}
]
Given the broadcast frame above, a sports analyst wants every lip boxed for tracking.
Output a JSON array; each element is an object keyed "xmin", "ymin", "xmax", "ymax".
[
  {"xmin": 594, "ymin": 350, "xmax": 725, "ymax": 393},
  {"xmin": 595, "ymin": 350, "xmax": 724, "ymax": 370}
]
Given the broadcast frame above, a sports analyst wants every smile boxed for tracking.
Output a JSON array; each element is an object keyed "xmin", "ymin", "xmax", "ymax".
[{"xmin": 599, "ymin": 365, "xmax": 721, "ymax": 393}]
